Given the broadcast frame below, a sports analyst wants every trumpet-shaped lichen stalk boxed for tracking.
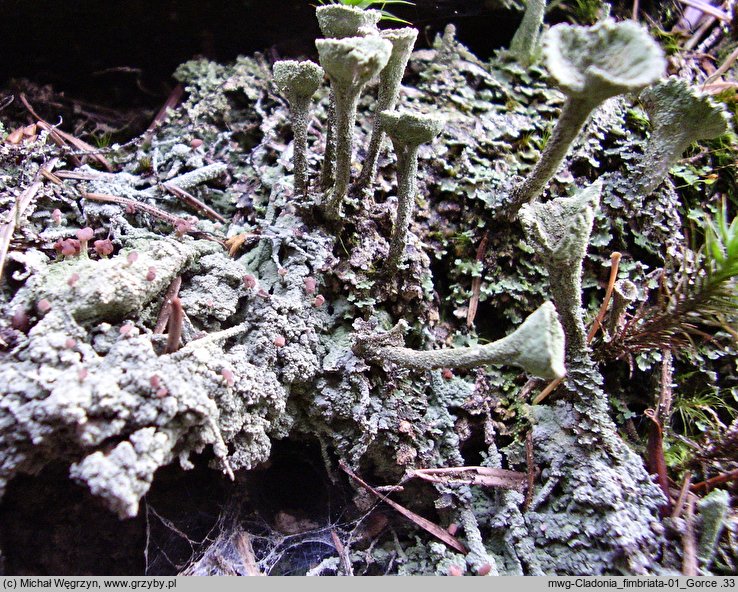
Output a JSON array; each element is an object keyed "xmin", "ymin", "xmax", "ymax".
[
  {"xmin": 380, "ymin": 109, "xmax": 444, "ymax": 270},
  {"xmin": 317, "ymin": 36, "xmax": 392, "ymax": 220},
  {"xmin": 520, "ymin": 181, "xmax": 601, "ymax": 358},
  {"xmin": 507, "ymin": 20, "xmax": 664, "ymax": 217},
  {"xmin": 354, "ymin": 301, "xmax": 566, "ymax": 380},
  {"xmin": 357, "ymin": 28, "xmax": 419, "ymax": 189},
  {"xmin": 316, "ymin": 5, "xmax": 382, "ymax": 190},
  {"xmin": 632, "ymin": 78, "xmax": 731, "ymax": 196},
  {"xmin": 273, "ymin": 60, "xmax": 324, "ymax": 196},
  {"xmin": 508, "ymin": 0, "xmax": 547, "ymax": 67}
]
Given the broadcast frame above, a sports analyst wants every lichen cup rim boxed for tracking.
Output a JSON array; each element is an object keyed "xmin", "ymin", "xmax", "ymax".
[
  {"xmin": 380, "ymin": 108, "xmax": 445, "ymax": 146},
  {"xmin": 543, "ymin": 19, "xmax": 666, "ymax": 99},
  {"xmin": 316, "ymin": 36, "xmax": 393, "ymax": 87},
  {"xmin": 273, "ymin": 60, "xmax": 324, "ymax": 98},
  {"xmin": 640, "ymin": 76, "xmax": 732, "ymax": 141},
  {"xmin": 315, "ymin": 4, "xmax": 382, "ymax": 38}
]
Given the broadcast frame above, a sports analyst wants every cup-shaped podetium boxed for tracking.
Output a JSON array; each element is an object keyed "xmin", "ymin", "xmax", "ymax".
[
  {"xmin": 507, "ymin": 19, "xmax": 665, "ymax": 216},
  {"xmin": 317, "ymin": 36, "xmax": 392, "ymax": 220},
  {"xmin": 316, "ymin": 4, "xmax": 382, "ymax": 38},
  {"xmin": 358, "ymin": 27, "xmax": 419, "ymax": 189},
  {"xmin": 273, "ymin": 60, "xmax": 324, "ymax": 196},
  {"xmin": 520, "ymin": 181, "xmax": 601, "ymax": 357},
  {"xmin": 354, "ymin": 301, "xmax": 566, "ymax": 381},
  {"xmin": 380, "ymin": 108, "xmax": 445, "ymax": 271},
  {"xmin": 633, "ymin": 77, "xmax": 731, "ymax": 195}
]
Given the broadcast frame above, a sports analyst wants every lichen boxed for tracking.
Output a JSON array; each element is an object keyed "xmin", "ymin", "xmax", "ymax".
[{"xmin": 1, "ymin": 7, "xmax": 734, "ymax": 576}]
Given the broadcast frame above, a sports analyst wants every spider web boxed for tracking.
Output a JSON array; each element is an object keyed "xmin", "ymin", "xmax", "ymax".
[{"xmin": 142, "ymin": 497, "xmax": 386, "ymax": 576}]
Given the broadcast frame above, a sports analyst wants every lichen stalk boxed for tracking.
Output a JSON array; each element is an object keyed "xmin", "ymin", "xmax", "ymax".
[
  {"xmin": 520, "ymin": 182, "xmax": 600, "ymax": 362},
  {"xmin": 606, "ymin": 279, "xmax": 637, "ymax": 338},
  {"xmin": 508, "ymin": 19, "xmax": 665, "ymax": 216},
  {"xmin": 379, "ymin": 108, "xmax": 444, "ymax": 269},
  {"xmin": 273, "ymin": 60, "xmax": 324, "ymax": 197},
  {"xmin": 356, "ymin": 301, "xmax": 566, "ymax": 380},
  {"xmin": 316, "ymin": 36, "xmax": 392, "ymax": 220},
  {"xmin": 321, "ymin": 94, "xmax": 337, "ymax": 190},
  {"xmin": 697, "ymin": 489, "xmax": 730, "ymax": 570},
  {"xmin": 509, "ymin": 0, "xmax": 546, "ymax": 67},
  {"xmin": 386, "ymin": 142, "xmax": 419, "ymax": 270},
  {"xmin": 325, "ymin": 87, "xmax": 361, "ymax": 219},
  {"xmin": 358, "ymin": 28, "xmax": 419, "ymax": 189},
  {"xmin": 290, "ymin": 94, "xmax": 312, "ymax": 196},
  {"xmin": 631, "ymin": 78, "xmax": 731, "ymax": 196},
  {"xmin": 546, "ymin": 262, "xmax": 587, "ymax": 358},
  {"xmin": 507, "ymin": 96, "xmax": 594, "ymax": 216}
]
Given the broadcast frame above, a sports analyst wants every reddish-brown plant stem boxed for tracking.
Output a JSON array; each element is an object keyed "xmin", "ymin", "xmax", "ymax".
[{"xmin": 165, "ymin": 296, "xmax": 184, "ymax": 354}]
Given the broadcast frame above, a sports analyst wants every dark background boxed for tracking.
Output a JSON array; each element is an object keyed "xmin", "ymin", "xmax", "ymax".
[{"xmin": 0, "ymin": 0, "xmax": 522, "ymax": 111}]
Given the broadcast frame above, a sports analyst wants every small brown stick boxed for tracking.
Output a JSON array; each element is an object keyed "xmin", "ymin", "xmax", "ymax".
[
  {"xmin": 677, "ymin": 0, "xmax": 730, "ymax": 21},
  {"xmin": 54, "ymin": 170, "xmax": 110, "ymax": 181},
  {"xmin": 0, "ymin": 182, "xmax": 42, "ymax": 281},
  {"xmin": 147, "ymin": 84, "xmax": 184, "ymax": 133},
  {"xmin": 523, "ymin": 430, "xmax": 536, "ymax": 511},
  {"xmin": 165, "ymin": 296, "xmax": 184, "ymax": 354},
  {"xmin": 330, "ymin": 530, "xmax": 353, "ymax": 576},
  {"xmin": 532, "ymin": 377, "xmax": 563, "ymax": 405},
  {"xmin": 409, "ymin": 466, "xmax": 527, "ymax": 491},
  {"xmin": 672, "ymin": 471, "xmax": 693, "ymax": 519},
  {"xmin": 631, "ymin": 0, "xmax": 640, "ymax": 20},
  {"xmin": 162, "ymin": 182, "xmax": 227, "ymax": 223},
  {"xmin": 339, "ymin": 460, "xmax": 468, "ymax": 554},
  {"xmin": 684, "ymin": 16, "xmax": 717, "ymax": 51},
  {"xmin": 682, "ymin": 496, "xmax": 698, "ymax": 576},
  {"xmin": 587, "ymin": 252, "xmax": 622, "ymax": 342},
  {"xmin": 466, "ymin": 232, "xmax": 489, "ymax": 329},
  {"xmin": 20, "ymin": 94, "xmax": 113, "ymax": 171},
  {"xmin": 701, "ymin": 81, "xmax": 738, "ymax": 93},
  {"xmin": 691, "ymin": 468, "xmax": 738, "ymax": 492},
  {"xmin": 704, "ymin": 46, "xmax": 738, "ymax": 86},
  {"xmin": 533, "ymin": 252, "xmax": 621, "ymax": 405},
  {"xmin": 80, "ymin": 191, "xmax": 182, "ymax": 225},
  {"xmin": 517, "ymin": 378, "xmax": 541, "ymax": 401},
  {"xmin": 645, "ymin": 408, "xmax": 672, "ymax": 515},
  {"xmin": 154, "ymin": 276, "xmax": 183, "ymax": 334},
  {"xmin": 0, "ymin": 157, "xmax": 59, "ymax": 280},
  {"xmin": 234, "ymin": 531, "xmax": 263, "ymax": 576},
  {"xmin": 658, "ymin": 348, "xmax": 674, "ymax": 422},
  {"xmin": 39, "ymin": 167, "xmax": 63, "ymax": 185}
]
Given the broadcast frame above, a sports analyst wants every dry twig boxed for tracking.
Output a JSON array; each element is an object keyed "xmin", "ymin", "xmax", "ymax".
[
  {"xmin": 154, "ymin": 276, "xmax": 183, "ymax": 334},
  {"xmin": 339, "ymin": 460, "xmax": 468, "ymax": 554},
  {"xmin": 20, "ymin": 94, "xmax": 113, "ymax": 171},
  {"xmin": 162, "ymin": 182, "xmax": 227, "ymax": 223},
  {"xmin": 466, "ymin": 232, "xmax": 489, "ymax": 328},
  {"xmin": 408, "ymin": 466, "xmax": 527, "ymax": 491},
  {"xmin": 682, "ymin": 496, "xmax": 698, "ymax": 576}
]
